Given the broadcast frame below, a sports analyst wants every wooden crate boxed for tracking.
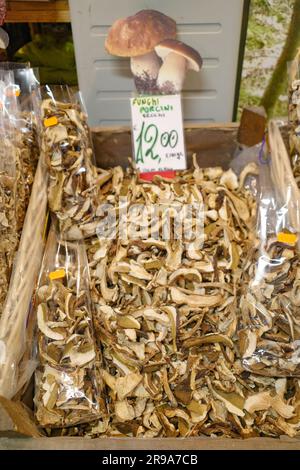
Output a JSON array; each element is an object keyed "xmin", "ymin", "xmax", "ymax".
[
  {"xmin": 92, "ymin": 123, "xmax": 239, "ymax": 170},
  {"xmin": 1, "ymin": 123, "xmax": 300, "ymax": 450}
]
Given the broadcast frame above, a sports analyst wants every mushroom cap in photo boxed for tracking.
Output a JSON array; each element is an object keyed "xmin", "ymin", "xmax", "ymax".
[
  {"xmin": 105, "ymin": 10, "xmax": 176, "ymax": 57},
  {"xmin": 155, "ymin": 39, "xmax": 203, "ymax": 71}
]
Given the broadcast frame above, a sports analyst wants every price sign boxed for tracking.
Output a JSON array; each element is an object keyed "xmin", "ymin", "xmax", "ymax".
[{"xmin": 130, "ymin": 94, "xmax": 186, "ymax": 173}]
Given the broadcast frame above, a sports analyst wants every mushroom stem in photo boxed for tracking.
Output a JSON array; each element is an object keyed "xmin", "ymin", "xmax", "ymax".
[
  {"xmin": 130, "ymin": 51, "xmax": 161, "ymax": 94},
  {"xmin": 155, "ymin": 39, "xmax": 202, "ymax": 94},
  {"xmin": 156, "ymin": 52, "xmax": 187, "ymax": 94}
]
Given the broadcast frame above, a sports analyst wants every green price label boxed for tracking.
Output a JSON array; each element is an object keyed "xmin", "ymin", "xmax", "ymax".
[{"xmin": 135, "ymin": 121, "xmax": 179, "ymax": 164}]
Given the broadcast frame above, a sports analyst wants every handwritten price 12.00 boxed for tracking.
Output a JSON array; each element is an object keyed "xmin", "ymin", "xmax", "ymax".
[{"xmin": 135, "ymin": 121, "xmax": 179, "ymax": 164}]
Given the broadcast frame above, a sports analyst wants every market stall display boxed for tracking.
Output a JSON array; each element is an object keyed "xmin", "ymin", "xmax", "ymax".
[{"xmin": 1, "ymin": 7, "xmax": 300, "ymax": 448}]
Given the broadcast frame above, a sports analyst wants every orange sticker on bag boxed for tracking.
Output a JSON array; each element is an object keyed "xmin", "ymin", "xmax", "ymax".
[
  {"xmin": 44, "ymin": 116, "xmax": 58, "ymax": 127},
  {"xmin": 277, "ymin": 232, "xmax": 298, "ymax": 245},
  {"xmin": 5, "ymin": 86, "xmax": 20, "ymax": 97},
  {"xmin": 49, "ymin": 268, "xmax": 66, "ymax": 280}
]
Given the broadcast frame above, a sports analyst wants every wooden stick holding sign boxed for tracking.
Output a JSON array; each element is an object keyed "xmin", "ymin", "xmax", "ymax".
[{"xmin": 105, "ymin": 9, "xmax": 203, "ymax": 179}]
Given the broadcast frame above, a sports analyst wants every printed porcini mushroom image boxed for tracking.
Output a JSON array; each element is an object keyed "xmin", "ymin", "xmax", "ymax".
[
  {"xmin": 155, "ymin": 39, "xmax": 202, "ymax": 94},
  {"xmin": 105, "ymin": 10, "xmax": 176, "ymax": 94}
]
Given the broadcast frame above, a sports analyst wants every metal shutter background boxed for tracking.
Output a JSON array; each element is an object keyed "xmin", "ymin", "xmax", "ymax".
[{"xmin": 69, "ymin": 0, "xmax": 245, "ymax": 126}]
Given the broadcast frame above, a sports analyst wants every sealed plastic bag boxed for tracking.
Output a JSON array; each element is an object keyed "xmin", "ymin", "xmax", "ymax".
[
  {"xmin": 0, "ymin": 65, "xmax": 41, "ymax": 319},
  {"xmin": 9, "ymin": 65, "xmax": 41, "ymax": 232},
  {"xmin": 0, "ymin": 65, "xmax": 44, "ymax": 399},
  {"xmin": 34, "ymin": 227, "xmax": 106, "ymax": 427},
  {"xmin": 288, "ymin": 49, "xmax": 300, "ymax": 187},
  {"xmin": 0, "ymin": 69, "xmax": 19, "ymax": 314},
  {"xmin": 239, "ymin": 120, "xmax": 300, "ymax": 377},
  {"xmin": 41, "ymin": 85, "xmax": 100, "ymax": 240},
  {"xmin": 0, "ymin": 144, "xmax": 47, "ymax": 400},
  {"xmin": 0, "ymin": 64, "xmax": 41, "ymax": 233}
]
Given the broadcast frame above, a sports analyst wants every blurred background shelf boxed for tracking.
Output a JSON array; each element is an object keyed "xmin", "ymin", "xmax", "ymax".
[{"xmin": 6, "ymin": 1, "xmax": 70, "ymax": 23}]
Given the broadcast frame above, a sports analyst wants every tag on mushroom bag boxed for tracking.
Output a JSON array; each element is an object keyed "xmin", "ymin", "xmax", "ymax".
[
  {"xmin": 105, "ymin": 11, "xmax": 203, "ymax": 179},
  {"xmin": 239, "ymin": 121, "xmax": 300, "ymax": 377},
  {"xmin": 33, "ymin": 227, "xmax": 107, "ymax": 428}
]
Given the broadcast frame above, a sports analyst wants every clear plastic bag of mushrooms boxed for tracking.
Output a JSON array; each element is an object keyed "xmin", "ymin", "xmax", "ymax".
[
  {"xmin": 0, "ymin": 64, "xmax": 41, "ymax": 318},
  {"xmin": 239, "ymin": 121, "xmax": 300, "ymax": 378},
  {"xmin": 288, "ymin": 49, "xmax": 300, "ymax": 188},
  {"xmin": 0, "ymin": 70, "xmax": 19, "ymax": 317},
  {"xmin": 239, "ymin": 121, "xmax": 300, "ymax": 377},
  {"xmin": 40, "ymin": 85, "xmax": 107, "ymax": 241},
  {"xmin": 5, "ymin": 64, "xmax": 41, "ymax": 236},
  {"xmin": 33, "ymin": 227, "xmax": 107, "ymax": 429}
]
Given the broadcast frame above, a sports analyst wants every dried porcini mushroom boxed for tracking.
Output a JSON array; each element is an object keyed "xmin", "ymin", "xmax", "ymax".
[{"xmin": 34, "ymin": 231, "xmax": 106, "ymax": 427}]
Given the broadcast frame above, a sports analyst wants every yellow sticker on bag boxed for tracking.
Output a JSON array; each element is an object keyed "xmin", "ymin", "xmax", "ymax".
[
  {"xmin": 277, "ymin": 232, "xmax": 298, "ymax": 245},
  {"xmin": 5, "ymin": 86, "xmax": 20, "ymax": 97},
  {"xmin": 44, "ymin": 116, "xmax": 58, "ymax": 127},
  {"xmin": 49, "ymin": 268, "xmax": 66, "ymax": 280}
]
